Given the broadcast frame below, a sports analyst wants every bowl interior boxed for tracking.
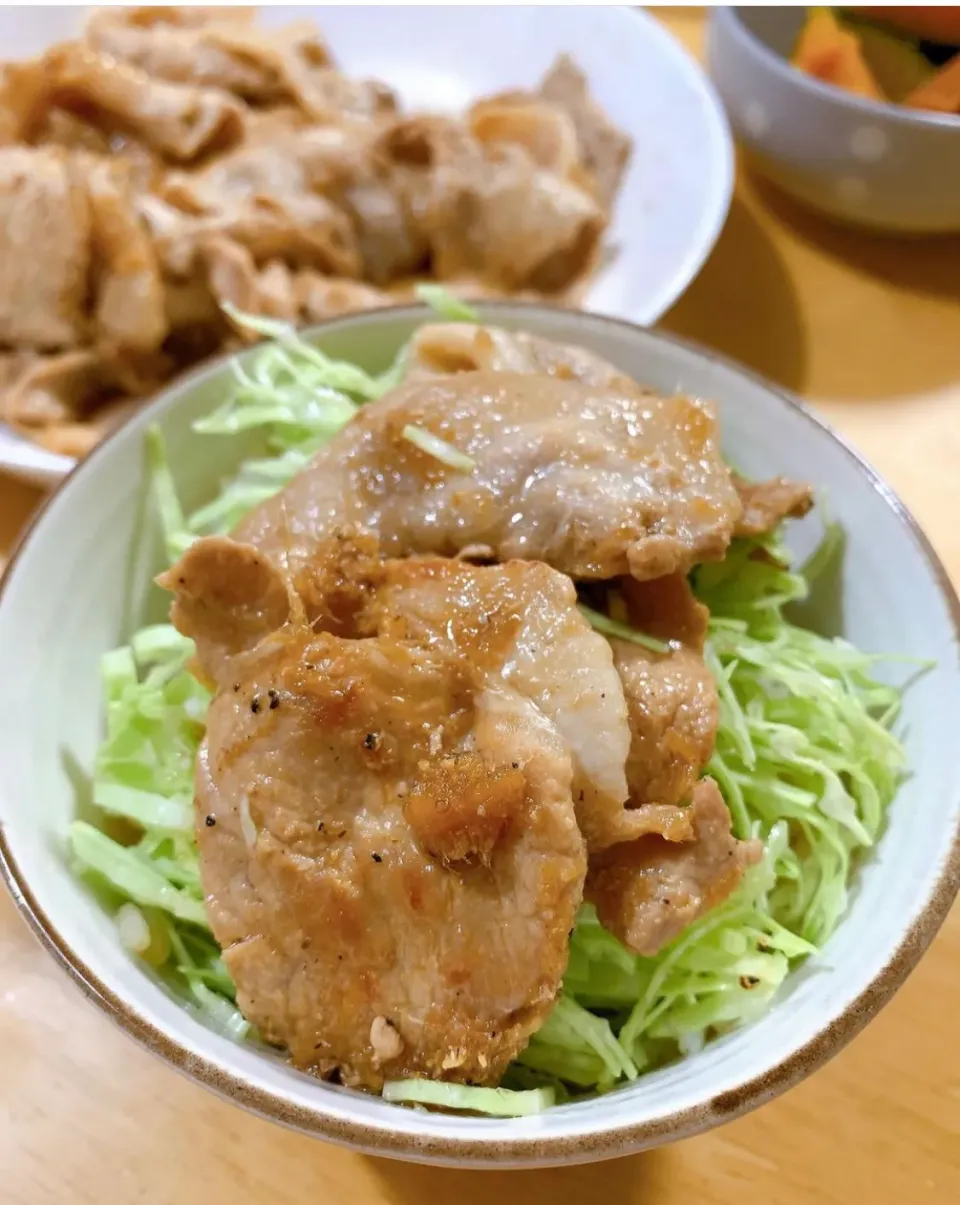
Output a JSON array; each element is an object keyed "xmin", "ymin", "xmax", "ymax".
[
  {"xmin": 732, "ymin": 6, "xmax": 806, "ymax": 57},
  {"xmin": 1, "ymin": 304, "xmax": 958, "ymax": 1166}
]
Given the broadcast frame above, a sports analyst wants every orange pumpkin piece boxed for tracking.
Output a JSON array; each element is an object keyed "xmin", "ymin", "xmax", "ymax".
[
  {"xmin": 903, "ymin": 53, "xmax": 960, "ymax": 114},
  {"xmin": 792, "ymin": 8, "xmax": 884, "ymax": 101}
]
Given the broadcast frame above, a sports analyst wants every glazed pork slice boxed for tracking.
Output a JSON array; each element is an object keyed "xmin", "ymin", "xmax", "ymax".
[
  {"xmin": 0, "ymin": 147, "xmax": 91, "ymax": 350},
  {"xmin": 612, "ymin": 573, "xmax": 718, "ymax": 815},
  {"xmin": 83, "ymin": 10, "xmax": 330, "ymax": 105},
  {"xmin": 204, "ymin": 238, "xmax": 394, "ymax": 332},
  {"xmin": 404, "ymin": 321, "xmax": 636, "ymax": 388},
  {"xmin": 198, "ymin": 627, "xmax": 585, "ymax": 1089},
  {"xmin": 555, "ymin": 571, "xmax": 720, "ymax": 854},
  {"xmin": 733, "ymin": 474, "xmax": 814, "ymax": 539},
  {"xmin": 161, "ymin": 535, "xmax": 662, "ymax": 854},
  {"xmin": 583, "ymin": 575, "xmax": 753, "ymax": 956},
  {"xmin": 162, "ymin": 538, "xmax": 599, "ymax": 1087},
  {"xmin": 538, "ymin": 55, "xmax": 633, "ymax": 210},
  {"xmin": 158, "ymin": 534, "xmax": 295, "ymax": 688},
  {"xmin": 586, "ymin": 778, "xmax": 762, "ymax": 957},
  {"xmin": 367, "ymin": 555, "xmax": 635, "ymax": 852},
  {"xmin": 43, "ymin": 43, "xmax": 244, "ymax": 163},
  {"xmin": 378, "ymin": 113, "xmax": 604, "ymax": 292},
  {"xmin": 235, "ymin": 369, "xmax": 742, "ymax": 582},
  {"xmin": 0, "ymin": 146, "xmax": 166, "ymax": 354},
  {"xmin": 405, "ymin": 323, "xmax": 815, "ymax": 542},
  {"xmin": 466, "ymin": 55, "xmax": 632, "ymax": 213}
]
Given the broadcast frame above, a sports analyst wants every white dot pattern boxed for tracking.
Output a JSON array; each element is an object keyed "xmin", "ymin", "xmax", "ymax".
[
  {"xmin": 850, "ymin": 126, "xmax": 889, "ymax": 163},
  {"xmin": 742, "ymin": 101, "xmax": 770, "ymax": 138}
]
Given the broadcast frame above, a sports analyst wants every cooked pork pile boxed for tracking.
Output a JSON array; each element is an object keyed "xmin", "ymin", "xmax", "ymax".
[
  {"xmin": 0, "ymin": 6, "xmax": 631, "ymax": 458},
  {"xmin": 159, "ymin": 324, "xmax": 813, "ymax": 1091}
]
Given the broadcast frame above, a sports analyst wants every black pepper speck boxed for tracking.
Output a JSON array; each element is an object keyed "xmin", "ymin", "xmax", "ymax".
[
  {"xmin": 372, "ymin": 852, "xmax": 383, "ymax": 863},
  {"xmin": 205, "ymin": 815, "xmax": 216, "ymax": 827},
  {"xmin": 251, "ymin": 695, "xmax": 262, "ymax": 714}
]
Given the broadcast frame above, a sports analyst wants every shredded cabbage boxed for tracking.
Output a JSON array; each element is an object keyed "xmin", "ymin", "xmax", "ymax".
[
  {"xmin": 401, "ymin": 424, "xmax": 477, "ymax": 472},
  {"xmin": 116, "ymin": 901, "xmax": 152, "ymax": 956},
  {"xmin": 578, "ymin": 604, "xmax": 669, "ymax": 654},
  {"xmin": 413, "ymin": 283, "xmax": 481, "ymax": 323},
  {"xmin": 69, "ymin": 302, "xmax": 910, "ymax": 1114},
  {"xmin": 517, "ymin": 995, "xmax": 639, "ymax": 1086},
  {"xmin": 557, "ymin": 533, "xmax": 905, "ymax": 1079},
  {"xmin": 382, "ymin": 1080, "xmax": 554, "ymax": 1116},
  {"xmin": 182, "ymin": 287, "xmax": 470, "ymax": 537}
]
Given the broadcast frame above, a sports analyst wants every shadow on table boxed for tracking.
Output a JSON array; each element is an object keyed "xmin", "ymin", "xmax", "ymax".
[
  {"xmin": 369, "ymin": 1147, "xmax": 672, "ymax": 1205},
  {"xmin": 659, "ymin": 194, "xmax": 808, "ymax": 395},
  {"xmin": 0, "ymin": 479, "xmax": 44, "ymax": 573},
  {"xmin": 753, "ymin": 176, "xmax": 960, "ymax": 306}
]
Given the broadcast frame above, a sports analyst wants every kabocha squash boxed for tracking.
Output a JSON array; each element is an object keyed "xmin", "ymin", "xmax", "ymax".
[
  {"xmin": 793, "ymin": 7, "xmax": 959, "ymax": 112},
  {"xmin": 792, "ymin": 8, "xmax": 883, "ymax": 100},
  {"xmin": 904, "ymin": 53, "xmax": 960, "ymax": 114},
  {"xmin": 841, "ymin": 19, "xmax": 934, "ymax": 102}
]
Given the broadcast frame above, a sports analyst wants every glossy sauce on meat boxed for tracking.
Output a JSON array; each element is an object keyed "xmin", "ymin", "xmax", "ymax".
[
  {"xmin": 164, "ymin": 534, "xmax": 647, "ymax": 853},
  {"xmin": 586, "ymin": 778, "xmax": 762, "ymax": 957},
  {"xmin": 236, "ymin": 369, "xmax": 742, "ymax": 582},
  {"xmin": 159, "ymin": 535, "xmax": 672, "ymax": 1085},
  {"xmin": 197, "ymin": 625, "xmax": 585, "ymax": 1088},
  {"xmin": 613, "ymin": 573, "xmax": 718, "ymax": 811}
]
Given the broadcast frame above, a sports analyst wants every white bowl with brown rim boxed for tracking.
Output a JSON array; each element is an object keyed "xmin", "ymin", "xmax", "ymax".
[{"xmin": 1, "ymin": 303, "xmax": 958, "ymax": 1167}]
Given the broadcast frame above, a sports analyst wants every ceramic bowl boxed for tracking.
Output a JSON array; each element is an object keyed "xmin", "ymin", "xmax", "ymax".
[
  {"xmin": 0, "ymin": 4, "xmax": 733, "ymax": 487},
  {"xmin": 1, "ymin": 304, "xmax": 959, "ymax": 1168},
  {"xmin": 707, "ymin": 7, "xmax": 960, "ymax": 232}
]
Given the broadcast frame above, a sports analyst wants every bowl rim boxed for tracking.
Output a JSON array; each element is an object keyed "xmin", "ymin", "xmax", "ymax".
[
  {"xmin": 715, "ymin": 5, "xmax": 960, "ymax": 131},
  {"xmin": 2, "ymin": 300, "xmax": 959, "ymax": 1166}
]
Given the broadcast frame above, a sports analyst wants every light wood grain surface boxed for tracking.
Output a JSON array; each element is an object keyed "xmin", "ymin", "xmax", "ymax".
[{"xmin": 3, "ymin": 9, "xmax": 960, "ymax": 1203}]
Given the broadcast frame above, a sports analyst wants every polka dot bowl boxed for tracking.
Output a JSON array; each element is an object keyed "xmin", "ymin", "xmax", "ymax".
[{"xmin": 706, "ymin": 7, "xmax": 960, "ymax": 233}]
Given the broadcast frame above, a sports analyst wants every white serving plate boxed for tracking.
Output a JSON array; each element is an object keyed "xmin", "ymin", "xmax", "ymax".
[{"xmin": 0, "ymin": 4, "xmax": 733, "ymax": 485}]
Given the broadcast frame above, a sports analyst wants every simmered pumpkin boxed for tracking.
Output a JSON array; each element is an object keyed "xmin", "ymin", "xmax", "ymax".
[{"xmin": 792, "ymin": 8, "xmax": 884, "ymax": 100}]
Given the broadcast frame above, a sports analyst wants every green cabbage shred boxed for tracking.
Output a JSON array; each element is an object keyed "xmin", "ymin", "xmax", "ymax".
[
  {"xmin": 577, "ymin": 604, "xmax": 669, "ymax": 654},
  {"xmin": 69, "ymin": 292, "xmax": 908, "ymax": 1115},
  {"xmin": 401, "ymin": 423, "xmax": 477, "ymax": 472}
]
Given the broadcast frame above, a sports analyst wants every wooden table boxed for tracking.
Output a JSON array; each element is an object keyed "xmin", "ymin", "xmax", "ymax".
[{"xmin": 3, "ymin": 9, "xmax": 960, "ymax": 1203}]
